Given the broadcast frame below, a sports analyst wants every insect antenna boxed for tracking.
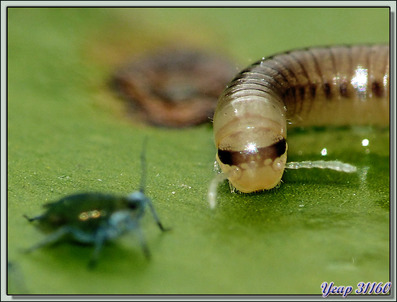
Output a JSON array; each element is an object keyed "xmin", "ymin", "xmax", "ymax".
[
  {"xmin": 139, "ymin": 137, "xmax": 148, "ymax": 193},
  {"xmin": 136, "ymin": 137, "xmax": 169, "ymax": 232}
]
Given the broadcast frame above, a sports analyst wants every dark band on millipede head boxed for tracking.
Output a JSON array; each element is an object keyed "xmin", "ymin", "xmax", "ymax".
[
  {"xmin": 339, "ymin": 81, "xmax": 349, "ymax": 97},
  {"xmin": 372, "ymin": 81, "xmax": 383, "ymax": 98},
  {"xmin": 323, "ymin": 82, "xmax": 332, "ymax": 99},
  {"xmin": 310, "ymin": 84, "xmax": 316, "ymax": 99},
  {"xmin": 218, "ymin": 138, "xmax": 286, "ymax": 166}
]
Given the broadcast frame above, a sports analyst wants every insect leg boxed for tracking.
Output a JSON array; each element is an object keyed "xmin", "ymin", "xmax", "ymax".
[
  {"xmin": 88, "ymin": 229, "xmax": 107, "ymax": 269},
  {"xmin": 23, "ymin": 214, "xmax": 45, "ymax": 222},
  {"xmin": 146, "ymin": 198, "xmax": 169, "ymax": 231},
  {"xmin": 24, "ymin": 226, "xmax": 71, "ymax": 253},
  {"xmin": 134, "ymin": 224, "xmax": 151, "ymax": 259}
]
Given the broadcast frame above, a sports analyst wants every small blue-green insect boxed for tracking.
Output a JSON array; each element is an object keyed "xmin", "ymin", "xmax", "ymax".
[{"xmin": 24, "ymin": 138, "xmax": 168, "ymax": 268}]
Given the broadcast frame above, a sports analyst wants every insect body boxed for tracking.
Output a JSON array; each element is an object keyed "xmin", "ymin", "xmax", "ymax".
[
  {"xmin": 209, "ymin": 45, "xmax": 389, "ymax": 208},
  {"xmin": 24, "ymin": 140, "xmax": 167, "ymax": 268}
]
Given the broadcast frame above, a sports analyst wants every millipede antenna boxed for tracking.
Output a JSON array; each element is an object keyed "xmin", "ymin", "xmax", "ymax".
[{"xmin": 285, "ymin": 160, "xmax": 357, "ymax": 173}]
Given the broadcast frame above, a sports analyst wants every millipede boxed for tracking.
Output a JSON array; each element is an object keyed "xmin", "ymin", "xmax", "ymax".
[{"xmin": 208, "ymin": 44, "xmax": 389, "ymax": 208}]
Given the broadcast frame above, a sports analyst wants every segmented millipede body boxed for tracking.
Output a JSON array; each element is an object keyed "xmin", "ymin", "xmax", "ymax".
[{"xmin": 212, "ymin": 44, "xmax": 389, "ymax": 196}]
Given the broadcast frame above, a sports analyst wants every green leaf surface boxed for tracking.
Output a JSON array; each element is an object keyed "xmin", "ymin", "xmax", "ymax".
[{"xmin": 7, "ymin": 7, "xmax": 389, "ymax": 295}]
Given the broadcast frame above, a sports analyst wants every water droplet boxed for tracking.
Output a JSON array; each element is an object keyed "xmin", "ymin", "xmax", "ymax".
[{"xmin": 361, "ymin": 138, "xmax": 369, "ymax": 146}]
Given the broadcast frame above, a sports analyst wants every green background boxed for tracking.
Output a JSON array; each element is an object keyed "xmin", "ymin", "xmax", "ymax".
[{"xmin": 7, "ymin": 7, "xmax": 390, "ymax": 295}]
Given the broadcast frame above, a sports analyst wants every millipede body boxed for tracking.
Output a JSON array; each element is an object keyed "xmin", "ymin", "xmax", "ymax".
[{"xmin": 213, "ymin": 45, "xmax": 389, "ymax": 194}]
